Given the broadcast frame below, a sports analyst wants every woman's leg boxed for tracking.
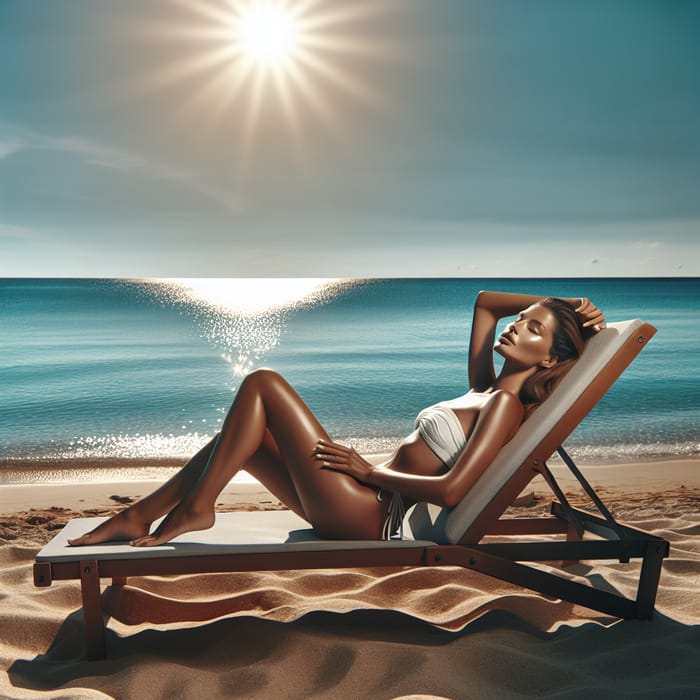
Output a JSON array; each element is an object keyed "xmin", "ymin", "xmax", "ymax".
[
  {"xmin": 133, "ymin": 368, "xmax": 387, "ymax": 546},
  {"xmin": 67, "ymin": 432, "xmax": 307, "ymax": 546},
  {"xmin": 241, "ymin": 429, "xmax": 307, "ymax": 519},
  {"xmin": 67, "ymin": 436, "xmax": 219, "ymax": 545}
]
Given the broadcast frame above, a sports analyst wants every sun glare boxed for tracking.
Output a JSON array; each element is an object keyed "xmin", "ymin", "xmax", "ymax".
[
  {"xmin": 157, "ymin": 278, "xmax": 350, "ymax": 315},
  {"xmin": 122, "ymin": 1, "xmax": 402, "ymax": 168},
  {"xmin": 236, "ymin": 4, "xmax": 299, "ymax": 65}
]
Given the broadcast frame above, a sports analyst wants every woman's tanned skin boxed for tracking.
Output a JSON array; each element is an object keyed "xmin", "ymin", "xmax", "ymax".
[{"xmin": 68, "ymin": 291, "xmax": 605, "ymax": 547}]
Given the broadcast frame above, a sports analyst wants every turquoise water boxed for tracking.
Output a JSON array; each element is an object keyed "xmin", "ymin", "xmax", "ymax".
[{"xmin": 1, "ymin": 278, "xmax": 698, "ymax": 481}]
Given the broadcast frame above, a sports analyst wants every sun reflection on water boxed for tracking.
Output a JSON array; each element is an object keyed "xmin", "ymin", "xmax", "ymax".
[
  {"xmin": 157, "ymin": 278, "xmax": 351, "ymax": 315},
  {"xmin": 143, "ymin": 278, "xmax": 356, "ymax": 381}
]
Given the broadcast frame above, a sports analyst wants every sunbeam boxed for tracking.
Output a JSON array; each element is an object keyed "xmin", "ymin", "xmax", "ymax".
[{"xmin": 118, "ymin": 0, "xmax": 402, "ymax": 172}]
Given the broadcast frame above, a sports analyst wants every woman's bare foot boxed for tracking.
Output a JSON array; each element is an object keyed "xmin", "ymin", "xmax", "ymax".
[
  {"xmin": 67, "ymin": 508, "xmax": 151, "ymax": 546},
  {"xmin": 131, "ymin": 500, "xmax": 215, "ymax": 547}
]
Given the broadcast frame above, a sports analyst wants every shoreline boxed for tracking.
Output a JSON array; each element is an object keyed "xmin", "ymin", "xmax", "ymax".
[
  {"xmin": 1, "ymin": 453, "xmax": 698, "ymax": 485},
  {"xmin": 2, "ymin": 448, "xmax": 698, "ymax": 472}
]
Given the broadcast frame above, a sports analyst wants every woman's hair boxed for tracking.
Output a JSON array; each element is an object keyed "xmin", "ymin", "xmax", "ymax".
[{"xmin": 519, "ymin": 297, "xmax": 586, "ymax": 410}]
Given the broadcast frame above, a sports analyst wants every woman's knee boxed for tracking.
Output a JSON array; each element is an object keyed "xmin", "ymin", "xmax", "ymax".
[
  {"xmin": 246, "ymin": 367, "xmax": 282, "ymax": 384},
  {"xmin": 241, "ymin": 367, "xmax": 284, "ymax": 394}
]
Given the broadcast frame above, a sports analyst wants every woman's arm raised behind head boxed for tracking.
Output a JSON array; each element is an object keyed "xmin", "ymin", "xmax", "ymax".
[{"xmin": 469, "ymin": 291, "xmax": 551, "ymax": 392}]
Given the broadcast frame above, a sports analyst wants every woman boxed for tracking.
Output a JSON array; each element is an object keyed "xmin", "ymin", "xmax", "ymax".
[{"xmin": 68, "ymin": 290, "xmax": 605, "ymax": 547}]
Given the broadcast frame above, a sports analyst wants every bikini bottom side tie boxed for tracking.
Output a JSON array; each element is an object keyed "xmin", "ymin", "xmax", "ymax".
[{"xmin": 378, "ymin": 489, "xmax": 405, "ymax": 540}]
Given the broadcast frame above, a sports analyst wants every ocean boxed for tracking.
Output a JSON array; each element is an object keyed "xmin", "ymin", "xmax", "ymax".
[{"xmin": 1, "ymin": 278, "xmax": 698, "ymax": 483}]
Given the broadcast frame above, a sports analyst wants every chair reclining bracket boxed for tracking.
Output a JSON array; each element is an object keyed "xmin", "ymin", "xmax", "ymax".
[{"xmin": 554, "ymin": 445, "xmax": 627, "ymax": 543}]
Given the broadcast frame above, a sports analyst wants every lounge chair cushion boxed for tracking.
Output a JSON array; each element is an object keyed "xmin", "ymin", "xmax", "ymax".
[{"xmin": 36, "ymin": 510, "xmax": 436, "ymax": 563}]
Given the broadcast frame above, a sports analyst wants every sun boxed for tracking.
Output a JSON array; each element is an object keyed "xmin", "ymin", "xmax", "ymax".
[
  {"xmin": 120, "ymin": 0, "xmax": 403, "ymax": 168},
  {"xmin": 235, "ymin": 3, "xmax": 299, "ymax": 66}
]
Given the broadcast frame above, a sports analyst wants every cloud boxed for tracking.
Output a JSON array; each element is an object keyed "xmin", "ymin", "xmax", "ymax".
[
  {"xmin": 0, "ymin": 123, "xmax": 240, "ymax": 212},
  {"xmin": 0, "ymin": 139, "xmax": 22, "ymax": 160},
  {"xmin": 0, "ymin": 223, "xmax": 38, "ymax": 240},
  {"xmin": 0, "ymin": 125, "xmax": 185, "ymax": 179},
  {"xmin": 634, "ymin": 240, "xmax": 664, "ymax": 251}
]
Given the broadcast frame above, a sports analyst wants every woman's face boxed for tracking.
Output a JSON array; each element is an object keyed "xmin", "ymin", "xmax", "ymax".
[{"xmin": 494, "ymin": 303, "xmax": 559, "ymax": 370}]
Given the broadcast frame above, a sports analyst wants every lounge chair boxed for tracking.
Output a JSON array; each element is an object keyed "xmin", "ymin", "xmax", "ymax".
[{"xmin": 34, "ymin": 319, "xmax": 669, "ymax": 660}]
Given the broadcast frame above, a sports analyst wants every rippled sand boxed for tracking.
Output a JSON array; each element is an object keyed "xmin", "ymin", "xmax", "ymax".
[{"xmin": 1, "ymin": 461, "xmax": 699, "ymax": 699}]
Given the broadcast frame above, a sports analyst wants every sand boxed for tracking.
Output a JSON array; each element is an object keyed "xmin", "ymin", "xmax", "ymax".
[{"xmin": 1, "ymin": 458, "xmax": 698, "ymax": 699}]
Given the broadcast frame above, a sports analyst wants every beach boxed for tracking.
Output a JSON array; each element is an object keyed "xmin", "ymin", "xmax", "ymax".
[
  {"xmin": 1, "ymin": 457, "xmax": 698, "ymax": 699},
  {"xmin": 3, "ymin": 0, "xmax": 700, "ymax": 686}
]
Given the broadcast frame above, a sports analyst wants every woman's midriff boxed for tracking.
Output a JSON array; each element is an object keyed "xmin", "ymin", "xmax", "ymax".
[{"xmin": 387, "ymin": 430, "xmax": 447, "ymax": 476}]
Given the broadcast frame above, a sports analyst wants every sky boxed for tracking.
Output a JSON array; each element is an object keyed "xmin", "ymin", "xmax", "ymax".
[{"xmin": 1, "ymin": 0, "xmax": 698, "ymax": 277}]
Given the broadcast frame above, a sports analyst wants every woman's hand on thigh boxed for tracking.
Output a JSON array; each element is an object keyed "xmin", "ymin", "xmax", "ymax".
[{"xmin": 313, "ymin": 439, "xmax": 374, "ymax": 483}]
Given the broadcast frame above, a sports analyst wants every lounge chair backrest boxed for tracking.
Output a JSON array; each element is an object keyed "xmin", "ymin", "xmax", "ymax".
[{"xmin": 409, "ymin": 319, "xmax": 652, "ymax": 545}]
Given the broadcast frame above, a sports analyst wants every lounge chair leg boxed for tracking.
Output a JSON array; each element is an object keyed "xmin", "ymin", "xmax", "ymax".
[
  {"xmin": 79, "ymin": 559, "xmax": 106, "ymax": 660},
  {"xmin": 636, "ymin": 541, "xmax": 668, "ymax": 619},
  {"xmin": 561, "ymin": 523, "xmax": 580, "ymax": 568}
]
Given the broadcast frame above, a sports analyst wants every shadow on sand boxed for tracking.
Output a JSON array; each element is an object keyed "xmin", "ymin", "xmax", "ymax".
[{"xmin": 9, "ymin": 606, "xmax": 700, "ymax": 699}]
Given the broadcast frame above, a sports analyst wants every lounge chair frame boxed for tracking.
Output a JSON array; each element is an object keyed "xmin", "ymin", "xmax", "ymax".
[{"xmin": 33, "ymin": 321, "xmax": 669, "ymax": 660}]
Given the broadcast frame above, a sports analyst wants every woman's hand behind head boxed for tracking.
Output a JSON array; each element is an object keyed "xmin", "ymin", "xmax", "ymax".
[{"xmin": 575, "ymin": 298, "xmax": 606, "ymax": 334}]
